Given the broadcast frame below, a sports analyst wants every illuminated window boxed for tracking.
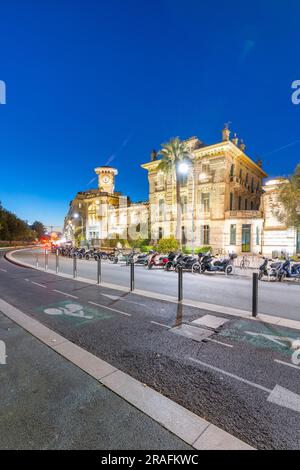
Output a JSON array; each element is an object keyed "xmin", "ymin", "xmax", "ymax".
[{"xmin": 230, "ymin": 224, "xmax": 236, "ymax": 245}]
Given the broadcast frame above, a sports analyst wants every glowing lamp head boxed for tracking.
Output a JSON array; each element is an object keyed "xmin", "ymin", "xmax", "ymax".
[
  {"xmin": 178, "ymin": 162, "xmax": 189, "ymax": 175},
  {"xmin": 73, "ymin": 213, "xmax": 79, "ymax": 219}
]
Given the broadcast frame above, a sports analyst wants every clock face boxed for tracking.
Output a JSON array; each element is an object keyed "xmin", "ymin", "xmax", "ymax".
[{"xmin": 102, "ymin": 176, "xmax": 111, "ymax": 184}]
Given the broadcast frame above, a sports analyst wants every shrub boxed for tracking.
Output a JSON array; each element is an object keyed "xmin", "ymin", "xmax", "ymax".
[
  {"xmin": 157, "ymin": 237, "xmax": 179, "ymax": 253},
  {"xmin": 141, "ymin": 245, "xmax": 155, "ymax": 253},
  {"xmin": 183, "ymin": 245, "xmax": 212, "ymax": 254}
]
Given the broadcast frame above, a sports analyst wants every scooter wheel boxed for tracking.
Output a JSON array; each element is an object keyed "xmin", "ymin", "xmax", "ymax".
[
  {"xmin": 225, "ymin": 265, "xmax": 233, "ymax": 275},
  {"xmin": 192, "ymin": 263, "xmax": 199, "ymax": 273},
  {"xmin": 85, "ymin": 255, "xmax": 90, "ymax": 260},
  {"xmin": 279, "ymin": 273, "xmax": 286, "ymax": 282},
  {"xmin": 258, "ymin": 272, "xmax": 263, "ymax": 281},
  {"xmin": 148, "ymin": 263, "xmax": 153, "ymax": 270},
  {"xmin": 199, "ymin": 264, "xmax": 206, "ymax": 274}
]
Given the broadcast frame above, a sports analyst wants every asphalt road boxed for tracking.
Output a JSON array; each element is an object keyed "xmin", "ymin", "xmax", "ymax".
[
  {"xmin": 1, "ymin": 250, "xmax": 300, "ymax": 449},
  {"xmin": 13, "ymin": 248, "xmax": 300, "ymax": 321}
]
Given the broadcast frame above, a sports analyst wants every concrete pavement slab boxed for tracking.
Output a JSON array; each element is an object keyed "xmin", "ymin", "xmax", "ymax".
[
  {"xmin": 53, "ymin": 341, "xmax": 117, "ymax": 380},
  {"xmin": 192, "ymin": 314, "xmax": 229, "ymax": 329}
]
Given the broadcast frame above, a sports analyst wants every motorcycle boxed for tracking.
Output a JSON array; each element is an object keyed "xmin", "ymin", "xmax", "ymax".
[
  {"xmin": 278, "ymin": 257, "xmax": 300, "ymax": 281},
  {"xmin": 174, "ymin": 253, "xmax": 201, "ymax": 272},
  {"xmin": 163, "ymin": 252, "xmax": 178, "ymax": 271},
  {"xmin": 199, "ymin": 252, "xmax": 237, "ymax": 275},
  {"xmin": 147, "ymin": 252, "xmax": 169, "ymax": 269},
  {"xmin": 93, "ymin": 250, "xmax": 110, "ymax": 261},
  {"xmin": 258, "ymin": 257, "xmax": 283, "ymax": 281}
]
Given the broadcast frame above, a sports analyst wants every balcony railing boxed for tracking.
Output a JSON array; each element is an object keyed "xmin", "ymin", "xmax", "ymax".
[{"xmin": 225, "ymin": 210, "xmax": 262, "ymax": 218}]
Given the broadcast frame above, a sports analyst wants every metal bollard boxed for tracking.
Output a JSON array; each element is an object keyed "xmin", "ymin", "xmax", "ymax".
[
  {"xmin": 252, "ymin": 272, "xmax": 258, "ymax": 317},
  {"xmin": 97, "ymin": 257, "xmax": 102, "ymax": 284},
  {"xmin": 56, "ymin": 250, "xmax": 59, "ymax": 274},
  {"xmin": 178, "ymin": 265, "xmax": 183, "ymax": 302},
  {"xmin": 130, "ymin": 261, "xmax": 135, "ymax": 291},
  {"xmin": 45, "ymin": 250, "xmax": 48, "ymax": 271},
  {"xmin": 73, "ymin": 256, "xmax": 77, "ymax": 278}
]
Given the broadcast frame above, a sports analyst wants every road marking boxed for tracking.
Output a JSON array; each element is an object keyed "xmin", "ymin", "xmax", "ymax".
[
  {"xmin": 189, "ymin": 357, "xmax": 300, "ymax": 413},
  {"xmin": 44, "ymin": 304, "xmax": 94, "ymax": 320},
  {"xmin": 53, "ymin": 290, "xmax": 79, "ymax": 299},
  {"xmin": 101, "ymin": 293, "xmax": 150, "ymax": 309},
  {"xmin": 31, "ymin": 281, "xmax": 47, "ymax": 288},
  {"xmin": 189, "ymin": 357, "xmax": 270, "ymax": 392},
  {"xmin": 0, "ymin": 268, "xmax": 7, "ymax": 272},
  {"xmin": 88, "ymin": 301, "xmax": 131, "ymax": 317},
  {"xmin": 204, "ymin": 338, "xmax": 233, "ymax": 348},
  {"xmin": 245, "ymin": 331, "xmax": 293, "ymax": 348},
  {"xmin": 150, "ymin": 321, "xmax": 171, "ymax": 329},
  {"xmin": 274, "ymin": 359, "xmax": 300, "ymax": 370}
]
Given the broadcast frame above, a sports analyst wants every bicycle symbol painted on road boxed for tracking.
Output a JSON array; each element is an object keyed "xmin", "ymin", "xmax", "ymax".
[
  {"xmin": 35, "ymin": 301, "xmax": 112, "ymax": 325},
  {"xmin": 44, "ymin": 303, "xmax": 94, "ymax": 320}
]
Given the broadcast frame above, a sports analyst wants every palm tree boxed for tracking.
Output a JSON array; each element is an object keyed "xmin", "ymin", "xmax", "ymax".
[{"xmin": 158, "ymin": 137, "xmax": 192, "ymax": 245}]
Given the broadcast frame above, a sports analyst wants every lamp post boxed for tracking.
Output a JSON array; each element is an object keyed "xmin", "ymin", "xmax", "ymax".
[
  {"xmin": 178, "ymin": 161, "xmax": 196, "ymax": 255},
  {"xmin": 73, "ymin": 213, "xmax": 85, "ymax": 244}
]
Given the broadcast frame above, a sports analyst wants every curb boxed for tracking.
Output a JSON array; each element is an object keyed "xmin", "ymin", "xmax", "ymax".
[
  {"xmin": 6, "ymin": 248, "xmax": 300, "ymax": 332},
  {"xmin": 0, "ymin": 298, "xmax": 253, "ymax": 450}
]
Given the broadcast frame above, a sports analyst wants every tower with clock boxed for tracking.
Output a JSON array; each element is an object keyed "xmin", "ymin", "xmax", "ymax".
[{"xmin": 94, "ymin": 166, "xmax": 118, "ymax": 194}]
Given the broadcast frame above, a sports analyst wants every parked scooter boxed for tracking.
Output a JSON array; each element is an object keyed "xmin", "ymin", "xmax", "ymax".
[
  {"xmin": 258, "ymin": 257, "xmax": 282, "ymax": 281},
  {"xmin": 147, "ymin": 252, "xmax": 169, "ymax": 269},
  {"xmin": 174, "ymin": 253, "xmax": 200, "ymax": 272},
  {"xmin": 199, "ymin": 252, "xmax": 237, "ymax": 275},
  {"xmin": 278, "ymin": 257, "xmax": 300, "ymax": 281}
]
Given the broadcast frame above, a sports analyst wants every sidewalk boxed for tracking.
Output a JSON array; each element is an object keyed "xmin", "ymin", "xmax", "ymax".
[{"xmin": 0, "ymin": 311, "xmax": 191, "ymax": 450}]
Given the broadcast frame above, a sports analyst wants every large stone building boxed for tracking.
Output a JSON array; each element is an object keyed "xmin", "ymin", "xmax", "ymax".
[{"xmin": 64, "ymin": 126, "xmax": 299, "ymax": 256}]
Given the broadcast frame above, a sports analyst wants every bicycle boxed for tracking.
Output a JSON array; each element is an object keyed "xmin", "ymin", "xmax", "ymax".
[{"xmin": 240, "ymin": 255, "xmax": 250, "ymax": 269}]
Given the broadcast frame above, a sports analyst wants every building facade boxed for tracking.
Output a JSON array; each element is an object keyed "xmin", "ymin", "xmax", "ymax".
[{"xmin": 63, "ymin": 126, "xmax": 299, "ymax": 255}]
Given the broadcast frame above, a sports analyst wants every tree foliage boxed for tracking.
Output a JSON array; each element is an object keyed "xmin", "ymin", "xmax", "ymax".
[
  {"xmin": 158, "ymin": 138, "xmax": 192, "ymax": 244},
  {"xmin": 277, "ymin": 165, "xmax": 300, "ymax": 228},
  {"xmin": 0, "ymin": 202, "xmax": 37, "ymax": 241},
  {"xmin": 157, "ymin": 236, "xmax": 179, "ymax": 253},
  {"xmin": 30, "ymin": 221, "xmax": 46, "ymax": 237}
]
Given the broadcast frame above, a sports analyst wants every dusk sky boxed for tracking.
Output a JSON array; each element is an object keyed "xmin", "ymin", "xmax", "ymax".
[{"xmin": 0, "ymin": 0, "xmax": 299, "ymax": 229}]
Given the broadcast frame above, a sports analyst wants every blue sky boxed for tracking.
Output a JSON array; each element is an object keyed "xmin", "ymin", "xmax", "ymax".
[{"xmin": 0, "ymin": 0, "xmax": 299, "ymax": 229}]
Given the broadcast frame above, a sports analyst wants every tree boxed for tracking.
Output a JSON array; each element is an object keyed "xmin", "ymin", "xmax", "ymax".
[
  {"xmin": 277, "ymin": 165, "xmax": 300, "ymax": 228},
  {"xmin": 0, "ymin": 201, "xmax": 36, "ymax": 241},
  {"xmin": 31, "ymin": 221, "xmax": 46, "ymax": 238},
  {"xmin": 158, "ymin": 138, "xmax": 192, "ymax": 245}
]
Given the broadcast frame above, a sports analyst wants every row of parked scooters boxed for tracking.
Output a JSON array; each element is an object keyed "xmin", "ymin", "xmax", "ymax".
[
  {"xmin": 53, "ymin": 246, "xmax": 238, "ymax": 275},
  {"xmin": 258, "ymin": 256, "xmax": 300, "ymax": 281},
  {"xmin": 52, "ymin": 246, "xmax": 300, "ymax": 281}
]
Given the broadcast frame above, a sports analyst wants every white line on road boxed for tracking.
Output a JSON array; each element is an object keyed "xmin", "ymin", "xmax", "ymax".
[
  {"xmin": 189, "ymin": 357, "xmax": 271, "ymax": 393},
  {"xmin": 204, "ymin": 338, "xmax": 233, "ymax": 348},
  {"xmin": 274, "ymin": 359, "xmax": 300, "ymax": 370},
  {"xmin": 150, "ymin": 321, "xmax": 171, "ymax": 329},
  {"xmin": 53, "ymin": 290, "xmax": 79, "ymax": 299},
  {"xmin": 88, "ymin": 301, "xmax": 132, "ymax": 317},
  {"xmin": 0, "ymin": 268, "xmax": 7, "ymax": 272},
  {"xmin": 31, "ymin": 281, "xmax": 47, "ymax": 289},
  {"xmin": 189, "ymin": 357, "xmax": 300, "ymax": 413}
]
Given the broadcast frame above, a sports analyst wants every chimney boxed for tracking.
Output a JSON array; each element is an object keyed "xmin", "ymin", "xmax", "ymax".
[{"xmin": 257, "ymin": 159, "xmax": 263, "ymax": 168}]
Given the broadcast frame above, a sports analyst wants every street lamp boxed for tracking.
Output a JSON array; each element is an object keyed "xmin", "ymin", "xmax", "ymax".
[
  {"xmin": 73, "ymin": 212, "xmax": 84, "ymax": 242},
  {"xmin": 178, "ymin": 160, "xmax": 196, "ymax": 255}
]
